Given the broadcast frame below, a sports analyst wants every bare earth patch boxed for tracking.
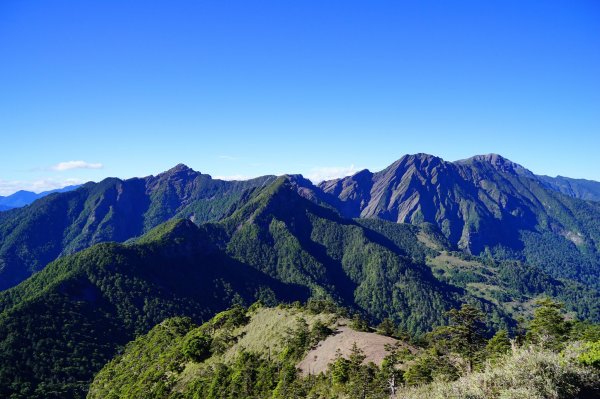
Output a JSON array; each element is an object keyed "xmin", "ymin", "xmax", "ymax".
[{"xmin": 298, "ymin": 324, "xmax": 405, "ymax": 376}]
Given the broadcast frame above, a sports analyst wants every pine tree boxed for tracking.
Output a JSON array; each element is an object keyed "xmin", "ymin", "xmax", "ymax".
[
  {"xmin": 485, "ymin": 330, "xmax": 511, "ymax": 361},
  {"xmin": 377, "ymin": 318, "xmax": 396, "ymax": 337},
  {"xmin": 380, "ymin": 343, "xmax": 405, "ymax": 397},
  {"xmin": 430, "ymin": 304, "xmax": 487, "ymax": 373},
  {"xmin": 526, "ymin": 298, "xmax": 571, "ymax": 349}
]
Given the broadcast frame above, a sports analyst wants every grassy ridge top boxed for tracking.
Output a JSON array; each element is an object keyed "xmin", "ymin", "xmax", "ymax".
[
  {"xmin": 88, "ymin": 302, "xmax": 600, "ymax": 399},
  {"xmin": 87, "ymin": 305, "xmax": 339, "ymax": 399}
]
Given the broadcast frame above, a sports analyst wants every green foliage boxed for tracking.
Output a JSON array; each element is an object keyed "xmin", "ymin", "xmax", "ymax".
[
  {"xmin": 578, "ymin": 340, "xmax": 600, "ymax": 369},
  {"xmin": 351, "ymin": 313, "xmax": 371, "ymax": 332},
  {"xmin": 521, "ymin": 230, "xmax": 600, "ymax": 289},
  {"xmin": 182, "ymin": 332, "xmax": 212, "ymax": 362},
  {"xmin": 356, "ymin": 219, "xmax": 435, "ymax": 263},
  {"xmin": 526, "ymin": 298, "xmax": 572, "ymax": 349},
  {"xmin": 330, "ymin": 352, "xmax": 351, "ymax": 384},
  {"xmin": 377, "ymin": 317, "xmax": 396, "ymax": 336},
  {"xmin": 571, "ymin": 320, "xmax": 600, "ymax": 342},
  {"xmin": 429, "ymin": 304, "xmax": 488, "ymax": 372},
  {"xmin": 404, "ymin": 351, "xmax": 436, "ymax": 386},
  {"xmin": 344, "ymin": 343, "xmax": 376, "ymax": 399},
  {"xmin": 380, "ymin": 343, "xmax": 406, "ymax": 396},
  {"xmin": 405, "ymin": 348, "xmax": 461, "ymax": 386},
  {"xmin": 88, "ymin": 303, "xmax": 600, "ymax": 399},
  {"xmin": 485, "ymin": 329, "xmax": 511, "ymax": 360},
  {"xmin": 310, "ymin": 319, "xmax": 333, "ymax": 345},
  {"xmin": 210, "ymin": 305, "xmax": 249, "ymax": 331},
  {"xmin": 399, "ymin": 345, "xmax": 600, "ymax": 399},
  {"xmin": 89, "ymin": 306, "xmax": 337, "ymax": 399},
  {"xmin": 494, "ymin": 259, "xmax": 600, "ymax": 322},
  {"xmin": 0, "ymin": 222, "xmax": 305, "ymax": 399},
  {"xmin": 305, "ymin": 298, "xmax": 346, "ymax": 316},
  {"xmin": 283, "ymin": 317, "xmax": 311, "ymax": 360},
  {"xmin": 86, "ymin": 317, "xmax": 195, "ymax": 399}
]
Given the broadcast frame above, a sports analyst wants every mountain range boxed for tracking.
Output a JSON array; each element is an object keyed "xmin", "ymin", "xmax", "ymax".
[
  {"xmin": 0, "ymin": 153, "xmax": 599, "ymax": 398},
  {"xmin": 1, "ymin": 154, "xmax": 599, "ymax": 292},
  {"xmin": 0, "ymin": 185, "xmax": 80, "ymax": 211}
]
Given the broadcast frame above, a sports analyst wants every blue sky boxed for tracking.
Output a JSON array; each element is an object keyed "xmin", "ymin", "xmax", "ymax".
[{"xmin": 1, "ymin": 0, "xmax": 599, "ymax": 195}]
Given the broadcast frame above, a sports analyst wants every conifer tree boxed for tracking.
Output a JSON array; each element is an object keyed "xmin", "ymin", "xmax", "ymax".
[{"xmin": 526, "ymin": 298, "xmax": 571, "ymax": 349}]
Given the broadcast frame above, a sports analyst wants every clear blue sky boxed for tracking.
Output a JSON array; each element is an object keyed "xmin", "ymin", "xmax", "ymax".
[{"xmin": 1, "ymin": 0, "xmax": 599, "ymax": 195}]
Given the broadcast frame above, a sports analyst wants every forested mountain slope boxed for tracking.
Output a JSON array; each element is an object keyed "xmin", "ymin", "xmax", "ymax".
[
  {"xmin": 0, "ymin": 178, "xmax": 456, "ymax": 399},
  {"xmin": 0, "ymin": 218, "xmax": 307, "ymax": 399},
  {"xmin": 0, "ymin": 164, "xmax": 275, "ymax": 290},
  {"xmin": 537, "ymin": 174, "xmax": 600, "ymax": 202}
]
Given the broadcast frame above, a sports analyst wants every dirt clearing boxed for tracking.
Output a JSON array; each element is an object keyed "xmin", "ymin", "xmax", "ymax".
[{"xmin": 298, "ymin": 325, "xmax": 406, "ymax": 375}]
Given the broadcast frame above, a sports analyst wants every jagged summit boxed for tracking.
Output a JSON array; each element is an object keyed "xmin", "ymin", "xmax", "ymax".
[
  {"xmin": 284, "ymin": 173, "xmax": 314, "ymax": 186},
  {"xmin": 404, "ymin": 152, "xmax": 444, "ymax": 161},
  {"xmin": 386, "ymin": 153, "xmax": 444, "ymax": 166},
  {"xmin": 352, "ymin": 168, "xmax": 373, "ymax": 178},
  {"xmin": 457, "ymin": 153, "xmax": 514, "ymax": 167},
  {"xmin": 457, "ymin": 153, "xmax": 534, "ymax": 177},
  {"xmin": 169, "ymin": 163, "xmax": 193, "ymax": 173},
  {"xmin": 382, "ymin": 153, "xmax": 446, "ymax": 174},
  {"xmin": 155, "ymin": 163, "xmax": 205, "ymax": 179},
  {"xmin": 468, "ymin": 153, "xmax": 510, "ymax": 163},
  {"xmin": 319, "ymin": 154, "xmax": 446, "ymax": 186}
]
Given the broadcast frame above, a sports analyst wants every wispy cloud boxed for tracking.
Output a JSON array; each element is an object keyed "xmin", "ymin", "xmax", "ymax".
[
  {"xmin": 0, "ymin": 178, "xmax": 84, "ymax": 196},
  {"xmin": 51, "ymin": 160, "xmax": 103, "ymax": 171},
  {"xmin": 305, "ymin": 165, "xmax": 362, "ymax": 183},
  {"xmin": 213, "ymin": 174, "xmax": 255, "ymax": 181}
]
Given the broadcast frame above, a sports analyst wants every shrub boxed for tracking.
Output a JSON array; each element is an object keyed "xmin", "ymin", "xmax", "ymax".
[
  {"xmin": 397, "ymin": 345, "xmax": 600, "ymax": 399},
  {"xmin": 182, "ymin": 332, "xmax": 212, "ymax": 362},
  {"xmin": 211, "ymin": 305, "xmax": 249, "ymax": 330},
  {"xmin": 578, "ymin": 340, "xmax": 600, "ymax": 369}
]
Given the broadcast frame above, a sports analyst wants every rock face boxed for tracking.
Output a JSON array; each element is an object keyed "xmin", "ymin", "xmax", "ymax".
[
  {"xmin": 311, "ymin": 154, "xmax": 600, "ymax": 287},
  {"xmin": 460, "ymin": 153, "xmax": 536, "ymax": 177},
  {"xmin": 316, "ymin": 154, "xmax": 531, "ymax": 253}
]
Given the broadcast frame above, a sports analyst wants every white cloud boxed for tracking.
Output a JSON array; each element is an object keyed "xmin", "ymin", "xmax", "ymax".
[
  {"xmin": 214, "ymin": 174, "xmax": 255, "ymax": 181},
  {"xmin": 305, "ymin": 165, "xmax": 362, "ymax": 183},
  {"xmin": 51, "ymin": 160, "xmax": 103, "ymax": 171},
  {"xmin": 216, "ymin": 165, "xmax": 363, "ymax": 183},
  {"xmin": 0, "ymin": 178, "xmax": 84, "ymax": 196}
]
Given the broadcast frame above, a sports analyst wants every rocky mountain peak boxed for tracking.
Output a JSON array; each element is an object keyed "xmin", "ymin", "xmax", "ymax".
[
  {"xmin": 154, "ymin": 164, "xmax": 204, "ymax": 181},
  {"xmin": 380, "ymin": 153, "xmax": 446, "ymax": 179},
  {"xmin": 167, "ymin": 163, "xmax": 194, "ymax": 174},
  {"xmin": 458, "ymin": 154, "xmax": 534, "ymax": 177}
]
